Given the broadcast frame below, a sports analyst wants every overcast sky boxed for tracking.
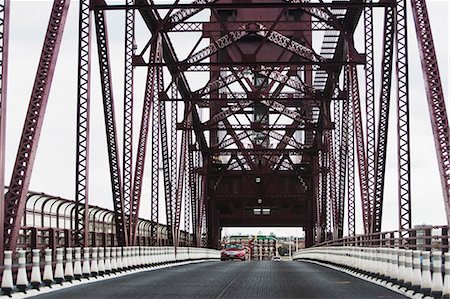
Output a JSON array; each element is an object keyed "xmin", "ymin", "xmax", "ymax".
[{"xmin": 3, "ymin": 0, "xmax": 449, "ymax": 238}]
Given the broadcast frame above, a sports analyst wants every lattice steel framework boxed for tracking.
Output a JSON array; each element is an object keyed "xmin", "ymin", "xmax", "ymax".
[
  {"xmin": 2, "ymin": 0, "xmax": 448, "ymax": 251},
  {"xmin": 364, "ymin": 0, "xmax": 375, "ymax": 219},
  {"xmin": 395, "ymin": 0, "xmax": 411, "ymax": 235},
  {"xmin": 94, "ymin": 9, "xmax": 128, "ymax": 246},
  {"xmin": 0, "ymin": 0, "xmax": 9, "ymax": 257},
  {"xmin": 410, "ymin": 0, "xmax": 450, "ymax": 227},
  {"xmin": 3, "ymin": 0, "xmax": 70, "ymax": 251},
  {"xmin": 75, "ymin": 0, "xmax": 91, "ymax": 248},
  {"xmin": 371, "ymin": 5, "xmax": 395, "ymax": 233},
  {"xmin": 123, "ymin": 0, "xmax": 135, "ymax": 244}
]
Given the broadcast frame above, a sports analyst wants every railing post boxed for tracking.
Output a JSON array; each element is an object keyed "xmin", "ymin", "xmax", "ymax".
[
  {"xmin": 442, "ymin": 227, "xmax": 448, "ymax": 253},
  {"xmin": 410, "ymin": 230, "xmax": 417, "ymax": 250},
  {"xmin": 425, "ymin": 228, "xmax": 432, "ymax": 251},
  {"xmin": 31, "ymin": 227, "xmax": 38, "ymax": 249}
]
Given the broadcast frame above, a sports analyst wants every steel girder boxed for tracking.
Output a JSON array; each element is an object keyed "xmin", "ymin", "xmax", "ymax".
[
  {"xmin": 123, "ymin": 0, "xmax": 135, "ymax": 244},
  {"xmin": 171, "ymin": 82, "xmax": 180, "ymax": 246},
  {"xmin": 348, "ymin": 64, "xmax": 370, "ymax": 234},
  {"xmin": 4, "ymin": 0, "xmax": 69, "ymax": 250},
  {"xmin": 395, "ymin": 0, "xmax": 411, "ymax": 235},
  {"xmin": 130, "ymin": 36, "xmax": 161, "ymax": 245},
  {"xmin": 0, "ymin": 0, "xmax": 9, "ymax": 258},
  {"xmin": 3, "ymin": 0, "xmax": 70, "ymax": 251},
  {"xmin": 94, "ymin": 9, "xmax": 128, "ymax": 246},
  {"xmin": 346, "ymin": 68, "xmax": 355, "ymax": 237},
  {"xmin": 150, "ymin": 36, "xmax": 163, "ymax": 245},
  {"xmin": 371, "ymin": 6, "xmax": 394, "ymax": 233},
  {"xmin": 410, "ymin": 0, "xmax": 450, "ymax": 226},
  {"xmin": 364, "ymin": 0, "xmax": 375, "ymax": 220},
  {"xmin": 69, "ymin": 0, "xmax": 448, "ymax": 248},
  {"xmin": 75, "ymin": 0, "xmax": 91, "ymax": 247}
]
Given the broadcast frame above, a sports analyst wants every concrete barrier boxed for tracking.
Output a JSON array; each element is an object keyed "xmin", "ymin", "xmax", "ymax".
[
  {"xmin": 73, "ymin": 247, "xmax": 82, "ymax": 280},
  {"xmin": 54, "ymin": 248, "xmax": 64, "ymax": 284},
  {"xmin": 0, "ymin": 246, "xmax": 220, "ymax": 296},
  {"xmin": 43, "ymin": 248, "xmax": 53, "ymax": 286},
  {"xmin": 292, "ymin": 246, "xmax": 450, "ymax": 298},
  {"xmin": 431, "ymin": 251, "xmax": 443, "ymax": 298},
  {"xmin": 16, "ymin": 249, "xmax": 28, "ymax": 293},
  {"xmin": 1, "ymin": 251, "xmax": 14, "ymax": 296},
  {"xmin": 30, "ymin": 249, "xmax": 42, "ymax": 289}
]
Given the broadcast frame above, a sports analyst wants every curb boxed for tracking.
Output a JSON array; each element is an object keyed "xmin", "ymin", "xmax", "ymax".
[
  {"xmin": 3, "ymin": 259, "xmax": 219, "ymax": 299},
  {"xmin": 296, "ymin": 259, "xmax": 432, "ymax": 299}
]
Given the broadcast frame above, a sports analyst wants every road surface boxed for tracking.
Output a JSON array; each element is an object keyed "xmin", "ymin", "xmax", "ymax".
[{"xmin": 30, "ymin": 261, "xmax": 406, "ymax": 298}]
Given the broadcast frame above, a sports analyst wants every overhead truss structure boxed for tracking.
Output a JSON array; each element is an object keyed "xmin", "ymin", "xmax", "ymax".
[{"xmin": 0, "ymin": 0, "xmax": 448, "ymax": 252}]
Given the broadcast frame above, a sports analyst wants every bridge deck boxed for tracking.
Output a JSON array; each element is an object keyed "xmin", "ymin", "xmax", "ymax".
[{"xmin": 30, "ymin": 261, "xmax": 406, "ymax": 299}]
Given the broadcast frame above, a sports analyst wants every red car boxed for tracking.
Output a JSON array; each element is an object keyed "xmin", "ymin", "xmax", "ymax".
[{"xmin": 221, "ymin": 243, "xmax": 246, "ymax": 261}]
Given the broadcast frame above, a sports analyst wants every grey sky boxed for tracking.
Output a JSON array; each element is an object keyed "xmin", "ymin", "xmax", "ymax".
[{"xmin": 3, "ymin": 0, "xmax": 449, "ymax": 237}]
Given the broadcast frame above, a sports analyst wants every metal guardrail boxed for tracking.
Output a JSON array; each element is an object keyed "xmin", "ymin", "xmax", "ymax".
[
  {"xmin": 0, "ymin": 246, "xmax": 221, "ymax": 296},
  {"xmin": 313, "ymin": 226, "xmax": 449, "ymax": 251}
]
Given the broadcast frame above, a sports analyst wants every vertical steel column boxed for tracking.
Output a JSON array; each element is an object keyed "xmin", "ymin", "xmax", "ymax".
[
  {"xmin": 395, "ymin": 0, "xmax": 411, "ymax": 234},
  {"xmin": 0, "ymin": 0, "xmax": 10, "ymax": 259},
  {"xmin": 364, "ymin": 0, "xmax": 375, "ymax": 218},
  {"xmin": 332, "ymin": 96, "xmax": 341, "ymax": 237},
  {"xmin": 338, "ymin": 98, "xmax": 348, "ymax": 238},
  {"xmin": 123, "ymin": 0, "xmax": 135, "ymax": 244},
  {"xmin": 184, "ymin": 131, "xmax": 192, "ymax": 245},
  {"xmin": 170, "ymin": 83, "xmax": 178, "ymax": 246},
  {"xmin": 3, "ymin": 0, "xmax": 69, "ymax": 251},
  {"xmin": 160, "ymin": 84, "xmax": 174, "ymax": 247},
  {"xmin": 174, "ymin": 130, "xmax": 187, "ymax": 246},
  {"xmin": 348, "ymin": 64, "xmax": 370, "ymax": 234},
  {"xmin": 410, "ymin": 0, "xmax": 450, "ymax": 226},
  {"xmin": 371, "ymin": 6, "xmax": 394, "ymax": 233},
  {"xmin": 150, "ymin": 35, "xmax": 163, "ymax": 246},
  {"xmin": 131, "ymin": 37, "xmax": 160, "ymax": 245},
  {"xmin": 189, "ymin": 139, "xmax": 198, "ymax": 246},
  {"xmin": 347, "ymin": 69, "xmax": 355, "ymax": 237},
  {"xmin": 320, "ymin": 150, "xmax": 328, "ymax": 242},
  {"xmin": 94, "ymin": 10, "xmax": 128, "ymax": 246},
  {"xmin": 326, "ymin": 131, "xmax": 336, "ymax": 237},
  {"xmin": 75, "ymin": 0, "xmax": 91, "ymax": 248}
]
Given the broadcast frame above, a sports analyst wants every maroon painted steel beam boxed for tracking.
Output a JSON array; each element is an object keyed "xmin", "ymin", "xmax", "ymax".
[
  {"xmin": 168, "ymin": 0, "xmax": 218, "ymax": 28},
  {"xmin": 410, "ymin": 0, "xmax": 450, "ymax": 225},
  {"xmin": 123, "ymin": 0, "xmax": 135, "ymax": 244},
  {"xmin": 364, "ymin": 0, "xmax": 375, "ymax": 220},
  {"xmin": 370, "ymin": 6, "xmax": 394, "ymax": 233},
  {"xmin": 159, "ymin": 82, "xmax": 175, "ymax": 246},
  {"xmin": 346, "ymin": 70, "xmax": 355, "ymax": 237},
  {"xmin": 75, "ymin": 0, "xmax": 91, "ymax": 247},
  {"xmin": 136, "ymin": 0, "xmax": 209, "ymax": 157},
  {"xmin": 170, "ymin": 21, "xmax": 333, "ymax": 32},
  {"xmin": 91, "ymin": 2, "xmax": 393, "ymax": 10},
  {"xmin": 396, "ymin": 0, "xmax": 411, "ymax": 235},
  {"xmin": 94, "ymin": 9, "xmax": 128, "ymax": 246},
  {"xmin": 3, "ymin": 0, "xmax": 69, "ymax": 251},
  {"xmin": 150, "ymin": 36, "xmax": 163, "ymax": 245},
  {"xmin": 130, "ymin": 37, "xmax": 160, "ymax": 245},
  {"xmin": 174, "ymin": 130, "xmax": 187, "ymax": 246},
  {"xmin": 348, "ymin": 64, "xmax": 370, "ymax": 234},
  {"xmin": 170, "ymin": 83, "xmax": 178, "ymax": 246},
  {"xmin": 337, "ymin": 96, "xmax": 348, "ymax": 238},
  {"xmin": 0, "ymin": 0, "xmax": 10, "ymax": 259}
]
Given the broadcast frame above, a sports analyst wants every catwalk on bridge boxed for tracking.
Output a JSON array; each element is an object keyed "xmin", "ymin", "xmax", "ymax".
[{"xmin": 29, "ymin": 261, "xmax": 406, "ymax": 299}]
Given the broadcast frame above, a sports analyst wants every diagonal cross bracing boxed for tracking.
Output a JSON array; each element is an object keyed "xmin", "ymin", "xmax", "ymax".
[
  {"xmin": 3, "ymin": 0, "xmax": 70, "ymax": 251},
  {"xmin": 94, "ymin": 9, "xmax": 128, "ymax": 246},
  {"xmin": 411, "ymin": 0, "xmax": 450, "ymax": 226}
]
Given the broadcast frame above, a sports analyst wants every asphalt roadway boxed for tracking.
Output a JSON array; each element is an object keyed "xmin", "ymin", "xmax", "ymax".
[{"xmin": 29, "ymin": 261, "xmax": 407, "ymax": 299}]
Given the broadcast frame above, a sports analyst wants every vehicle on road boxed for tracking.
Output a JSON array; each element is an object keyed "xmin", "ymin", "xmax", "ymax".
[
  {"xmin": 221, "ymin": 243, "xmax": 246, "ymax": 261},
  {"xmin": 271, "ymin": 256, "xmax": 282, "ymax": 261}
]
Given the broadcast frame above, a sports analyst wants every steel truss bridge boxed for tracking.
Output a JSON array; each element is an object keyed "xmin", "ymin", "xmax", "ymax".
[{"xmin": 0, "ymin": 0, "xmax": 448, "ymax": 296}]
